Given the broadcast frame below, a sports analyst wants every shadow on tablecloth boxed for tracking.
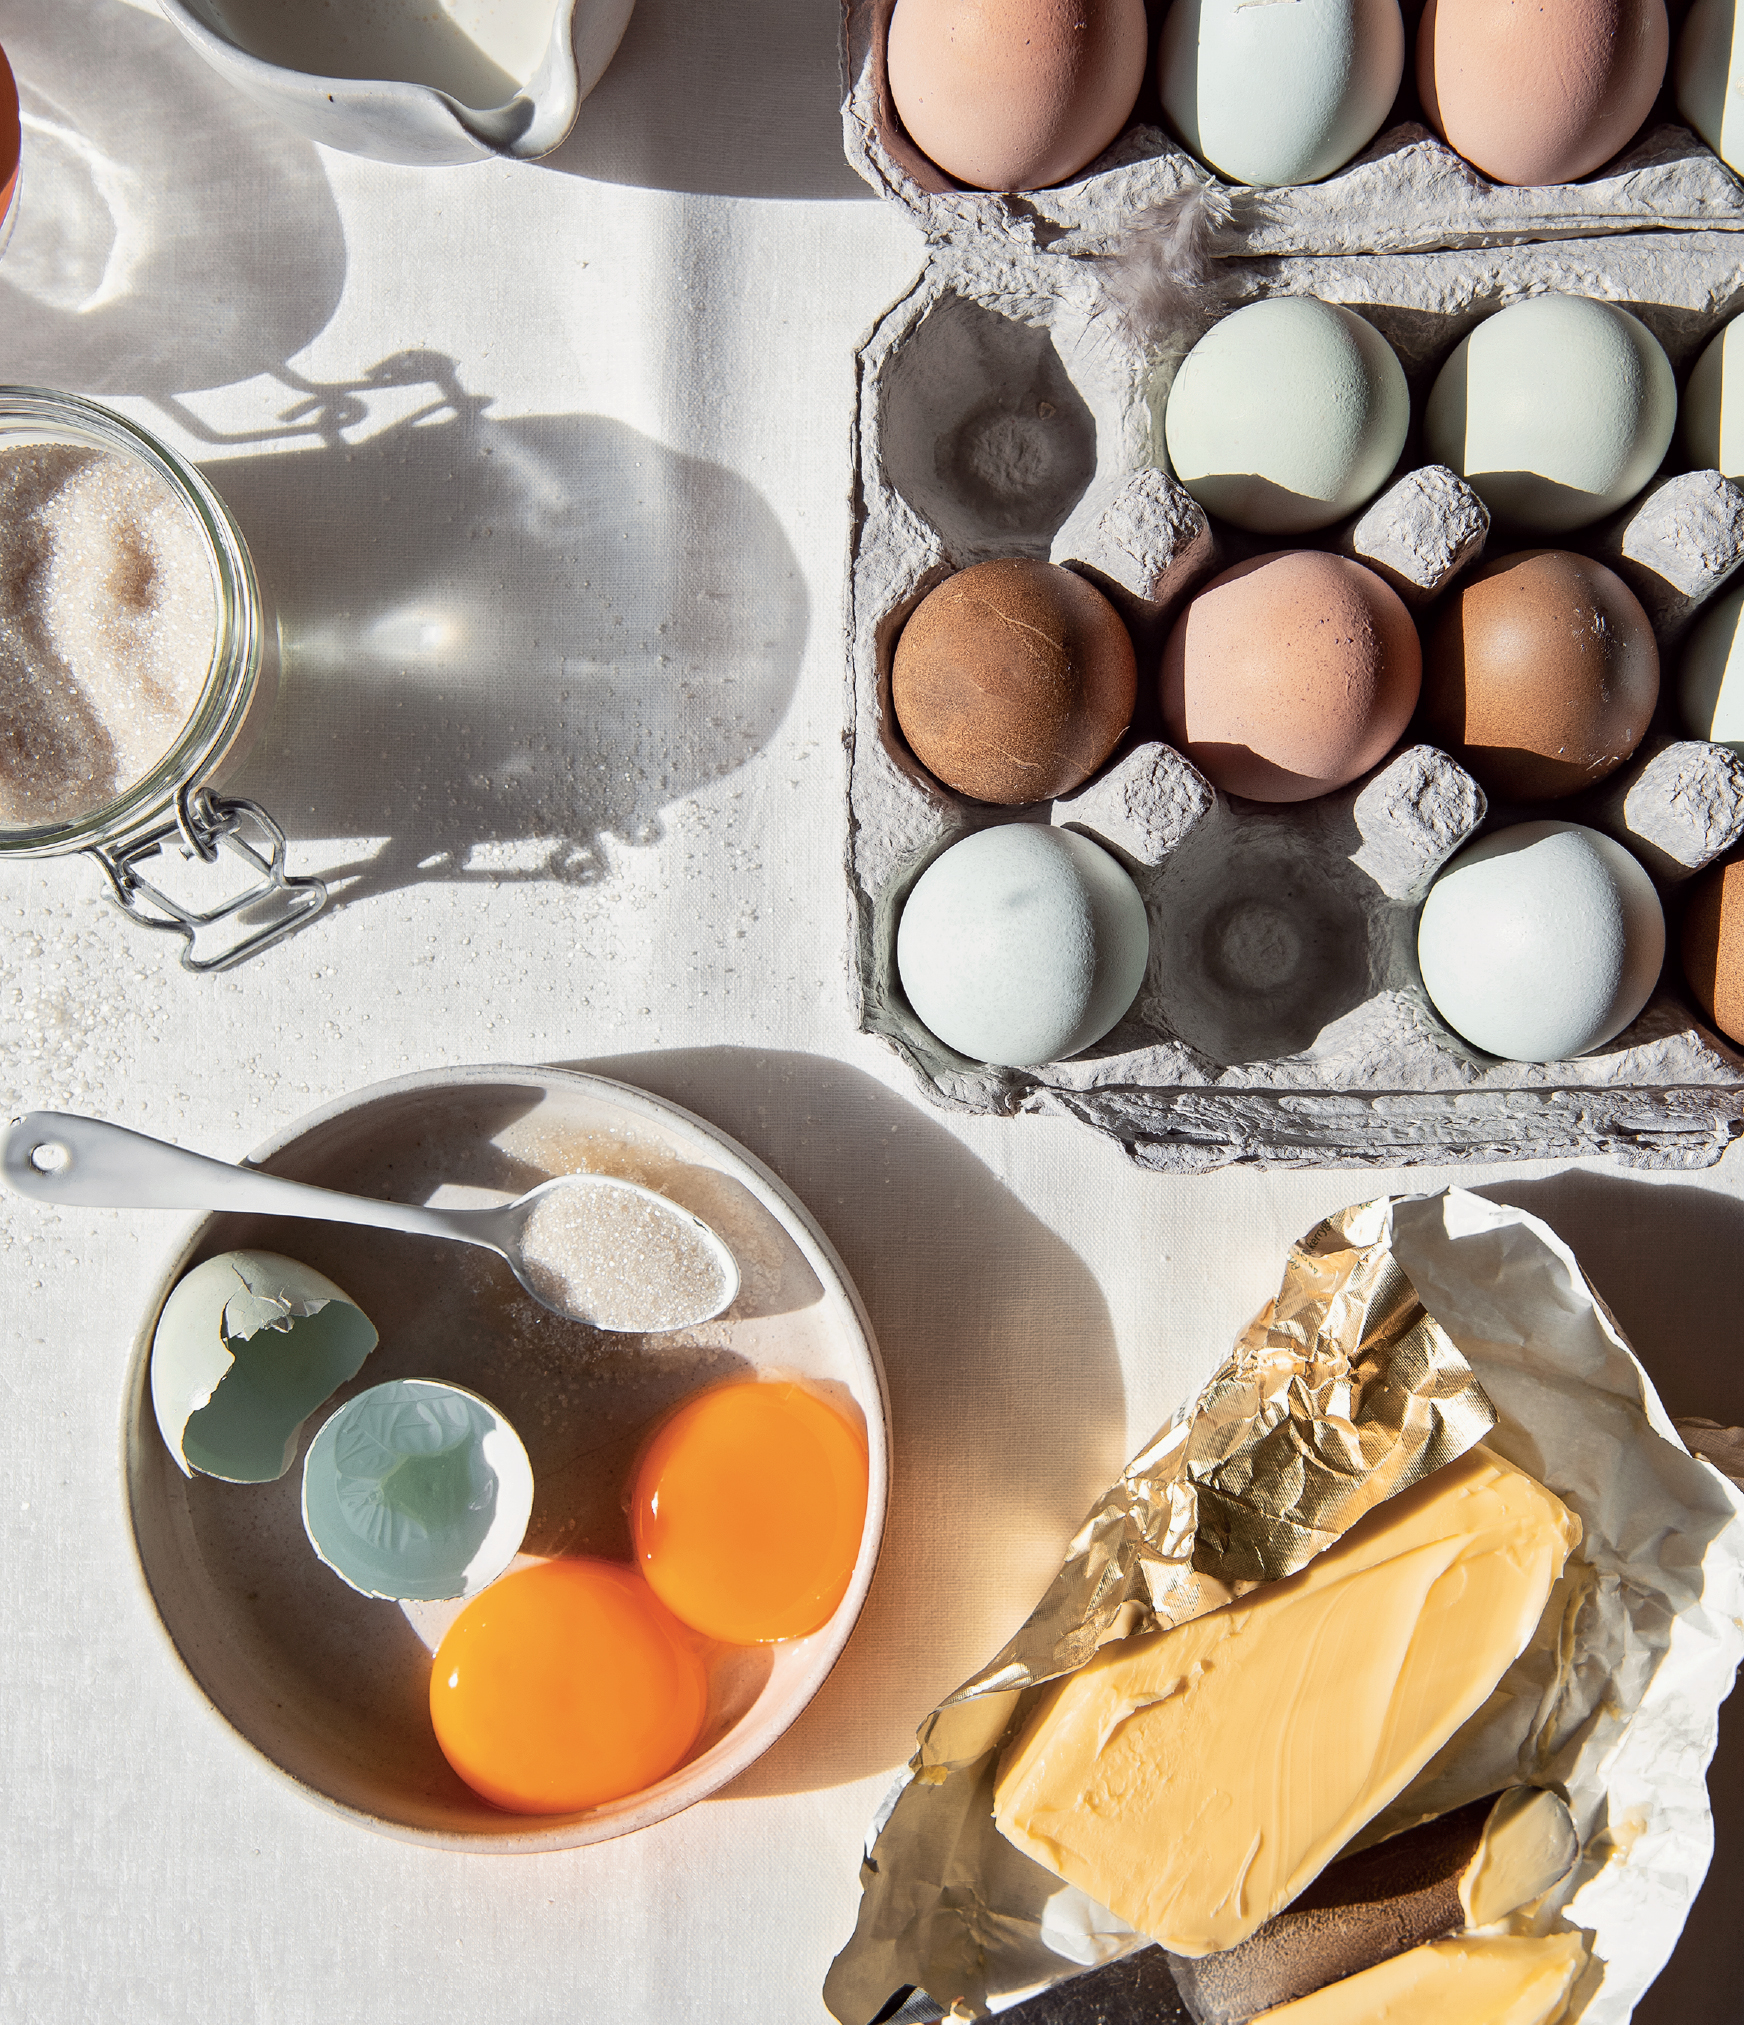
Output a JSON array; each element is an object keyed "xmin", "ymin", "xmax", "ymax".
[
  {"xmin": 561, "ymin": 1045, "xmax": 1130, "ymax": 1796},
  {"xmin": 0, "ymin": 0, "xmax": 346, "ymax": 397},
  {"xmin": 200, "ymin": 353, "xmax": 807, "ymax": 909},
  {"xmin": 543, "ymin": 0, "xmax": 872, "ymax": 200}
]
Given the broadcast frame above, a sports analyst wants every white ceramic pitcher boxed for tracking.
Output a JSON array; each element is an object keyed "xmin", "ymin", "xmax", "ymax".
[{"xmin": 155, "ymin": 0, "xmax": 634, "ymax": 166}]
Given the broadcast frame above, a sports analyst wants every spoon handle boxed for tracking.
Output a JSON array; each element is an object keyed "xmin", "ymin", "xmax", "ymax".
[{"xmin": 1, "ymin": 1110, "xmax": 475, "ymax": 1244}]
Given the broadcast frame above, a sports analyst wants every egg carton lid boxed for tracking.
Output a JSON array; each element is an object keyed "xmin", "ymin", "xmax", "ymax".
[{"xmin": 840, "ymin": 0, "xmax": 1744, "ymax": 260}]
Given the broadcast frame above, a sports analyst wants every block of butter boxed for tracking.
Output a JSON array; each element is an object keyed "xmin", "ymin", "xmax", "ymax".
[
  {"xmin": 992, "ymin": 1447, "xmax": 1580, "ymax": 1955},
  {"xmin": 1248, "ymin": 1932, "xmax": 1587, "ymax": 2024}
]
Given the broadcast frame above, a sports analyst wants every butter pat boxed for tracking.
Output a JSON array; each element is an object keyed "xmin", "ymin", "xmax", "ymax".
[
  {"xmin": 992, "ymin": 1448, "xmax": 1580, "ymax": 1954},
  {"xmin": 1250, "ymin": 1933, "xmax": 1587, "ymax": 2024},
  {"xmin": 1169, "ymin": 1787, "xmax": 1580, "ymax": 2024},
  {"xmin": 1460, "ymin": 1786, "xmax": 1580, "ymax": 1928}
]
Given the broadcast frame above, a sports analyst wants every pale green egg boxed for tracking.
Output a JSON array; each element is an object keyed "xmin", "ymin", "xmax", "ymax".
[
  {"xmin": 1164, "ymin": 297, "xmax": 1409, "ymax": 535},
  {"xmin": 1424, "ymin": 294, "xmax": 1676, "ymax": 534},
  {"xmin": 1680, "ymin": 583, "xmax": 1744, "ymax": 757}
]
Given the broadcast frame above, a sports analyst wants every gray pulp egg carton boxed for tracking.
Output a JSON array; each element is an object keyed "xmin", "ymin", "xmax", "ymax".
[
  {"xmin": 841, "ymin": 0, "xmax": 1744, "ymax": 252},
  {"xmin": 839, "ymin": 3, "xmax": 1744, "ymax": 1169}
]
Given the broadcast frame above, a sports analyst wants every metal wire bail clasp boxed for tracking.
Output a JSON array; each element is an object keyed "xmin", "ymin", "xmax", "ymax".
[{"xmin": 84, "ymin": 785, "xmax": 328, "ymax": 973}]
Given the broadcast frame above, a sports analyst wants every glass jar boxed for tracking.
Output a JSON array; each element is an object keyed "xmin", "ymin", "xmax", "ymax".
[{"xmin": 0, "ymin": 388, "xmax": 325, "ymax": 969}]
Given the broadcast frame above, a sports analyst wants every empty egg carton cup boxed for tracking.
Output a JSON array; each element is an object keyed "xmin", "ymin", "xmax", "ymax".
[{"xmin": 840, "ymin": 9, "xmax": 1744, "ymax": 1169}]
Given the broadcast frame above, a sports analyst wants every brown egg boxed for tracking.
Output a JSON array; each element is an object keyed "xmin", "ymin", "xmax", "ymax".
[
  {"xmin": 892, "ymin": 558, "xmax": 1137, "ymax": 804},
  {"xmin": 1419, "ymin": 550, "xmax": 1658, "ymax": 802},
  {"xmin": 886, "ymin": 0, "xmax": 1148, "ymax": 193},
  {"xmin": 1682, "ymin": 856, "xmax": 1744, "ymax": 1048},
  {"xmin": 1417, "ymin": 0, "xmax": 1668, "ymax": 185},
  {"xmin": 1158, "ymin": 552, "xmax": 1421, "ymax": 803}
]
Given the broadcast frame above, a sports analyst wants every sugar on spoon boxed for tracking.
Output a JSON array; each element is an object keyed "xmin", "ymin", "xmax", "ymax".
[{"xmin": 2, "ymin": 1110, "xmax": 739, "ymax": 1333}]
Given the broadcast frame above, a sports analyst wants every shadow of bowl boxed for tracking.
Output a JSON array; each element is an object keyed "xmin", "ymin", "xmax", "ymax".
[{"xmin": 557, "ymin": 1045, "xmax": 1129, "ymax": 1798}]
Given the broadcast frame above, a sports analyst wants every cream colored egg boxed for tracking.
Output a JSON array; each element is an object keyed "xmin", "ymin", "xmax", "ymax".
[
  {"xmin": 151, "ymin": 1249, "xmax": 378, "ymax": 1484},
  {"xmin": 1676, "ymin": 0, "xmax": 1744, "ymax": 176},
  {"xmin": 1157, "ymin": 0, "xmax": 1404, "ymax": 186},
  {"xmin": 1424, "ymin": 293, "xmax": 1676, "ymax": 534},
  {"xmin": 1164, "ymin": 297, "xmax": 1410, "ymax": 534},
  {"xmin": 1682, "ymin": 318, "xmax": 1744, "ymax": 479},
  {"xmin": 1680, "ymin": 583, "xmax": 1744, "ymax": 756},
  {"xmin": 887, "ymin": 0, "xmax": 1148, "ymax": 192}
]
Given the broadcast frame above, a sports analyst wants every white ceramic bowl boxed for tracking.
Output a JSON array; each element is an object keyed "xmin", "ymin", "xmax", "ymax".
[
  {"xmin": 155, "ymin": 0, "xmax": 634, "ymax": 166},
  {"xmin": 123, "ymin": 1066, "xmax": 889, "ymax": 1849}
]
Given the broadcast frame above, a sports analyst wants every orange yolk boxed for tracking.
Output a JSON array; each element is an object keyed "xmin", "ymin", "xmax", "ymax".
[
  {"xmin": 631, "ymin": 1380, "xmax": 869, "ymax": 1644},
  {"xmin": 429, "ymin": 1558, "xmax": 707, "ymax": 1814}
]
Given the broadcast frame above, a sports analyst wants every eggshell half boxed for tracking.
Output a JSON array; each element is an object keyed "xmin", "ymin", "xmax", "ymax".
[
  {"xmin": 1157, "ymin": 0, "xmax": 1404, "ymax": 187},
  {"xmin": 886, "ymin": 0, "xmax": 1148, "ymax": 192},
  {"xmin": 150, "ymin": 1249, "xmax": 379, "ymax": 1484},
  {"xmin": 1681, "ymin": 855, "xmax": 1744, "ymax": 1048},
  {"xmin": 1159, "ymin": 551, "xmax": 1422, "ymax": 802},
  {"xmin": 1419, "ymin": 549, "xmax": 1658, "ymax": 801},
  {"xmin": 1424, "ymin": 293, "xmax": 1676, "ymax": 535},
  {"xmin": 896, "ymin": 823, "xmax": 1150, "ymax": 1065},
  {"xmin": 301, "ymin": 1378, "xmax": 534, "ymax": 1603},
  {"xmin": 892, "ymin": 558, "xmax": 1137, "ymax": 804},
  {"xmin": 1680, "ymin": 583, "xmax": 1744, "ymax": 756},
  {"xmin": 1418, "ymin": 0, "xmax": 1668, "ymax": 185},
  {"xmin": 1417, "ymin": 820, "xmax": 1665, "ymax": 1060},
  {"xmin": 1164, "ymin": 298, "xmax": 1410, "ymax": 536}
]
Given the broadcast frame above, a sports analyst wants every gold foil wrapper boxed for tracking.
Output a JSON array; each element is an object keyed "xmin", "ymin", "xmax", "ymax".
[{"xmin": 825, "ymin": 1197, "xmax": 1498, "ymax": 2025}]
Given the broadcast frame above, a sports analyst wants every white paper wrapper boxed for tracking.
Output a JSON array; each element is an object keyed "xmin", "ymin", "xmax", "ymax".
[
  {"xmin": 1389, "ymin": 1191, "xmax": 1744, "ymax": 2023},
  {"xmin": 827, "ymin": 1189, "xmax": 1744, "ymax": 2024}
]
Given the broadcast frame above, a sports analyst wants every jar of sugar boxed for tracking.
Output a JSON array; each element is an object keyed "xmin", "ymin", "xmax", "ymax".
[{"xmin": 0, "ymin": 389, "xmax": 325, "ymax": 969}]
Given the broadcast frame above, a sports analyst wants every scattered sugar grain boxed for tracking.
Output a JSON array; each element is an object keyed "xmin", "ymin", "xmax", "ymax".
[
  {"xmin": 0, "ymin": 445, "xmax": 216, "ymax": 829},
  {"xmin": 520, "ymin": 1183, "xmax": 732, "ymax": 1333}
]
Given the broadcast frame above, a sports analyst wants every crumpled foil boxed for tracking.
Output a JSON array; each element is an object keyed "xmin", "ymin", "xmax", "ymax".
[
  {"xmin": 825, "ymin": 1195, "xmax": 1499, "ymax": 2024},
  {"xmin": 823, "ymin": 1190, "xmax": 1744, "ymax": 2025}
]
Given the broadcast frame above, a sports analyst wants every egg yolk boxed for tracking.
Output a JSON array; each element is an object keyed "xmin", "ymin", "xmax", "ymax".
[
  {"xmin": 429, "ymin": 1558, "xmax": 707, "ymax": 1814},
  {"xmin": 631, "ymin": 1380, "xmax": 869, "ymax": 1644}
]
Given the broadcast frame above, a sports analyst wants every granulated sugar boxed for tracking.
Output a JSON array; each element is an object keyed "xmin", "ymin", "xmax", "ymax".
[
  {"xmin": 519, "ymin": 1181, "xmax": 734, "ymax": 1333},
  {"xmin": 0, "ymin": 444, "xmax": 216, "ymax": 829}
]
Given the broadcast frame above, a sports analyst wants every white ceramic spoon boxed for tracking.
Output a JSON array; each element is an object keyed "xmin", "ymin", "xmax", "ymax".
[{"xmin": 2, "ymin": 1110, "xmax": 738, "ymax": 1333}]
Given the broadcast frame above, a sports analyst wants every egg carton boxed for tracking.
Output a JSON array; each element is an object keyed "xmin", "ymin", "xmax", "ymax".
[
  {"xmin": 843, "ymin": 212, "xmax": 1744, "ymax": 1168},
  {"xmin": 841, "ymin": 0, "xmax": 1744, "ymax": 259}
]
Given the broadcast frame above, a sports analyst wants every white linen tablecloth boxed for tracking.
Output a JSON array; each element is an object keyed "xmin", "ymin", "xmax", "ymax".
[{"xmin": 1, "ymin": 4, "xmax": 1741, "ymax": 2018}]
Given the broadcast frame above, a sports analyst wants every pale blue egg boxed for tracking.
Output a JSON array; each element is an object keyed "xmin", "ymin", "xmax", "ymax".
[
  {"xmin": 1417, "ymin": 822, "xmax": 1664, "ymax": 1061},
  {"xmin": 896, "ymin": 824, "xmax": 1150, "ymax": 1067},
  {"xmin": 1157, "ymin": 0, "xmax": 1404, "ymax": 187}
]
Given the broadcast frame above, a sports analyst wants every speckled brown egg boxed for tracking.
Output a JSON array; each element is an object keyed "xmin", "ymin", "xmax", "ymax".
[
  {"xmin": 1681, "ymin": 855, "xmax": 1744, "ymax": 1047},
  {"xmin": 1417, "ymin": 0, "xmax": 1668, "ymax": 185},
  {"xmin": 1419, "ymin": 549, "xmax": 1658, "ymax": 802},
  {"xmin": 893, "ymin": 558, "xmax": 1137, "ymax": 804},
  {"xmin": 1158, "ymin": 551, "xmax": 1421, "ymax": 802},
  {"xmin": 886, "ymin": 0, "xmax": 1148, "ymax": 193}
]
